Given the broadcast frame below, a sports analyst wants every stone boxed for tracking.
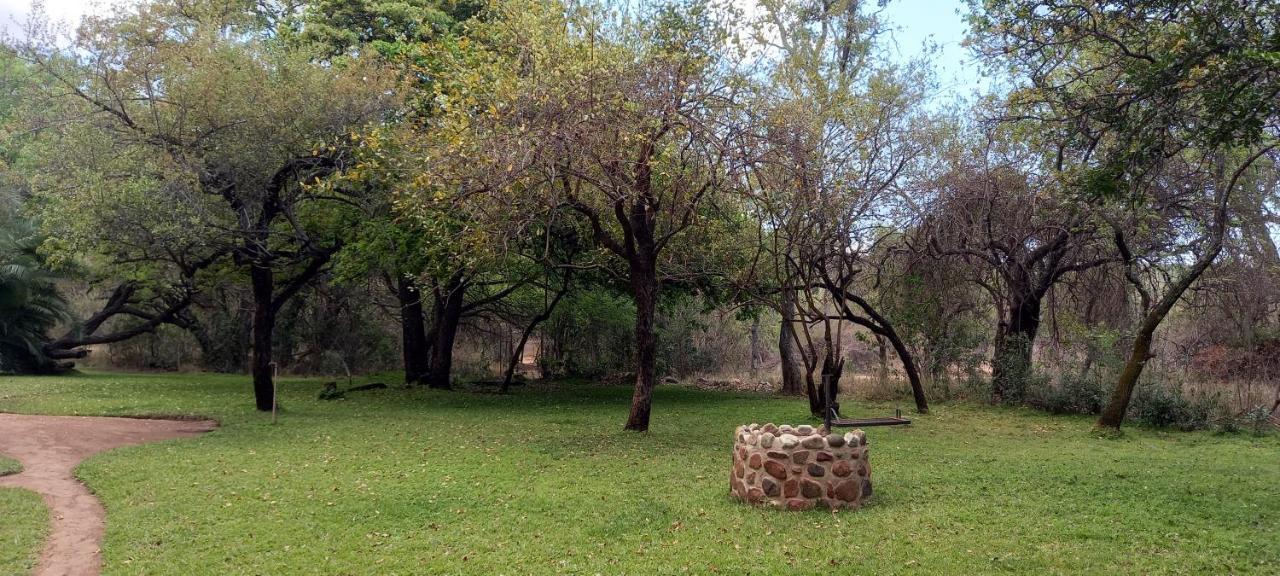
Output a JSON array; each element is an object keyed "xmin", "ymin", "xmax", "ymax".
[
  {"xmin": 760, "ymin": 433, "xmax": 775, "ymax": 448},
  {"xmin": 859, "ymin": 463, "xmax": 869, "ymax": 477},
  {"xmin": 748, "ymin": 453, "xmax": 763, "ymax": 469},
  {"xmin": 767, "ymin": 450, "xmax": 789, "ymax": 460},
  {"xmin": 833, "ymin": 479, "xmax": 858, "ymax": 501},
  {"xmin": 779, "ymin": 434, "xmax": 799, "ymax": 449},
  {"xmin": 850, "ymin": 450, "xmax": 860, "ymax": 460},
  {"xmin": 816, "ymin": 451, "xmax": 834, "ymax": 462},
  {"xmin": 779, "ymin": 425, "xmax": 794, "ymax": 435},
  {"xmin": 826, "ymin": 434, "xmax": 845, "ymax": 448},
  {"xmin": 800, "ymin": 478, "xmax": 823, "ymax": 498},
  {"xmin": 790, "ymin": 451, "xmax": 810, "ymax": 465},
  {"xmin": 734, "ymin": 462, "xmax": 745, "ymax": 478},
  {"xmin": 746, "ymin": 472, "xmax": 756, "ymax": 484},
  {"xmin": 807, "ymin": 463, "xmax": 826, "ymax": 477},
  {"xmin": 762, "ymin": 477, "xmax": 781, "ymax": 497},
  {"xmin": 843, "ymin": 432, "xmax": 857, "ymax": 446},
  {"xmin": 748, "ymin": 423, "xmax": 759, "ymax": 431},
  {"xmin": 737, "ymin": 446, "xmax": 748, "ymax": 460},
  {"xmin": 801, "ymin": 435, "xmax": 825, "ymax": 449},
  {"xmin": 762, "ymin": 423, "xmax": 778, "ymax": 434},
  {"xmin": 796, "ymin": 425, "xmax": 814, "ymax": 436},
  {"xmin": 783, "ymin": 479, "xmax": 798, "ymax": 498},
  {"xmin": 832, "ymin": 460, "xmax": 852, "ymax": 477},
  {"xmin": 861, "ymin": 479, "xmax": 873, "ymax": 498},
  {"xmin": 786, "ymin": 499, "xmax": 814, "ymax": 511},
  {"xmin": 747, "ymin": 487, "xmax": 764, "ymax": 503},
  {"xmin": 764, "ymin": 460, "xmax": 788, "ymax": 480}
]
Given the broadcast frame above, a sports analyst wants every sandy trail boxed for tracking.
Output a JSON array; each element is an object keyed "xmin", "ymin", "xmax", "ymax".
[{"xmin": 0, "ymin": 413, "xmax": 216, "ymax": 576}]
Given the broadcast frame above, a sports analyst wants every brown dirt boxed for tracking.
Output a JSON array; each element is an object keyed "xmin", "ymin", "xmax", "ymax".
[{"xmin": 0, "ymin": 413, "xmax": 216, "ymax": 576}]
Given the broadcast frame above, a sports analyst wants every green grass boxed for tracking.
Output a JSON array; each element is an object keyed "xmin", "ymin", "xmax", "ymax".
[
  {"xmin": 0, "ymin": 454, "xmax": 20, "ymax": 476},
  {"xmin": 1, "ymin": 371, "xmax": 1278, "ymax": 575},
  {"xmin": 0, "ymin": 488, "xmax": 47, "ymax": 574}
]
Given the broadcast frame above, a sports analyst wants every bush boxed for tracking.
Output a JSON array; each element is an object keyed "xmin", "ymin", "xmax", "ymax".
[
  {"xmin": 1026, "ymin": 373, "xmax": 1107, "ymax": 415},
  {"xmin": 1128, "ymin": 383, "xmax": 1220, "ymax": 431}
]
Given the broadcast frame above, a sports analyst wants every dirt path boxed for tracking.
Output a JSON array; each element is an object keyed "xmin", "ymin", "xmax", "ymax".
[{"xmin": 0, "ymin": 413, "xmax": 216, "ymax": 576}]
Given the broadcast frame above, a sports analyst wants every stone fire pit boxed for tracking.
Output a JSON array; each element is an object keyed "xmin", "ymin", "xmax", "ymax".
[{"xmin": 730, "ymin": 423, "xmax": 871, "ymax": 510}]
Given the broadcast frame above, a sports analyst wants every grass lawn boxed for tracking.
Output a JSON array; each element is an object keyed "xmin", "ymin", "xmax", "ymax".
[
  {"xmin": 0, "ymin": 371, "xmax": 1277, "ymax": 575},
  {"xmin": 0, "ymin": 454, "xmax": 20, "ymax": 476}
]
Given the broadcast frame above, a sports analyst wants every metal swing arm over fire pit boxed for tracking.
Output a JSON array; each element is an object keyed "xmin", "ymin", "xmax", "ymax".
[{"xmin": 820, "ymin": 376, "xmax": 910, "ymax": 431}]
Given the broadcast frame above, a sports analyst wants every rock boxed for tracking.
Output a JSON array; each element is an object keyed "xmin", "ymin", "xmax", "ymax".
[
  {"xmin": 737, "ymin": 446, "xmax": 748, "ymax": 460},
  {"xmin": 747, "ymin": 487, "xmax": 764, "ymax": 503},
  {"xmin": 816, "ymin": 451, "xmax": 834, "ymax": 462},
  {"xmin": 760, "ymin": 433, "xmax": 775, "ymax": 448},
  {"xmin": 806, "ymin": 463, "xmax": 826, "ymax": 477},
  {"xmin": 747, "ymin": 472, "xmax": 756, "ymax": 484},
  {"xmin": 861, "ymin": 478, "xmax": 873, "ymax": 498},
  {"xmin": 786, "ymin": 499, "xmax": 814, "ymax": 511},
  {"xmin": 859, "ymin": 463, "xmax": 869, "ymax": 477},
  {"xmin": 843, "ymin": 432, "xmax": 857, "ymax": 446},
  {"xmin": 800, "ymin": 478, "xmax": 822, "ymax": 498},
  {"xmin": 762, "ymin": 423, "xmax": 778, "ymax": 434},
  {"xmin": 801, "ymin": 435, "xmax": 825, "ymax": 449},
  {"xmin": 826, "ymin": 434, "xmax": 845, "ymax": 448},
  {"xmin": 662, "ymin": 376, "xmax": 679, "ymax": 384},
  {"xmin": 762, "ymin": 477, "xmax": 781, "ymax": 497},
  {"xmin": 832, "ymin": 460, "xmax": 852, "ymax": 477},
  {"xmin": 767, "ymin": 451, "xmax": 789, "ymax": 460},
  {"xmin": 748, "ymin": 453, "xmax": 763, "ymax": 469},
  {"xmin": 779, "ymin": 434, "xmax": 799, "ymax": 449},
  {"xmin": 833, "ymin": 479, "xmax": 859, "ymax": 501},
  {"xmin": 790, "ymin": 451, "xmax": 810, "ymax": 465},
  {"xmin": 783, "ymin": 479, "xmax": 798, "ymax": 498},
  {"xmin": 764, "ymin": 460, "xmax": 788, "ymax": 480},
  {"xmin": 748, "ymin": 423, "xmax": 760, "ymax": 431},
  {"xmin": 796, "ymin": 425, "xmax": 814, "ymax": 436},
  {"xmin": 734, "ymin": 462, "xmax": 745, "ymax": 479}
]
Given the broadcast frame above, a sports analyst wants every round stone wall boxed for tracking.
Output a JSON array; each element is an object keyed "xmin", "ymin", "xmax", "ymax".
[{"xmin": 730, "ymin": 423, "xmax": 871, "ymax": 510}]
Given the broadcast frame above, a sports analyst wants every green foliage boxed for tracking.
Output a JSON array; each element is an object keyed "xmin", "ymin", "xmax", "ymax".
[
  {"xmin": 1025, "ymin": 374, "xmax": 1108, "ymax": 417},
  {"xmin": 0, "ymin": 216, "xmax": 67, "ymax": 373},
  {"xmin": 1, "ymin": 372, "xmax": 1279, "ymax": 573},
  {"xmin": 1128, "ymin": 383, "xmax": 1220, "ymax": 431}
]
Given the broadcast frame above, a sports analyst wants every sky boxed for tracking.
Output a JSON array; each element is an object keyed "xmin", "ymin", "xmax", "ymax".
[{"xmin": 1, "ymin": 0, "xmax": 984, "ymax": 100}]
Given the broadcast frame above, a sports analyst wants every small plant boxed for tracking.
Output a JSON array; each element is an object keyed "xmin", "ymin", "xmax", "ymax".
[{"xmin": 1240, "ymin": 405, "xmax": 1275, "ymax": 436}]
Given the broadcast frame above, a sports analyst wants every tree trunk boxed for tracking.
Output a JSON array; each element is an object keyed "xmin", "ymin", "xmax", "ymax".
[
  {"xmin": 778, "ymin": 293, "xmax": 803, "ymax": 396},
  {"xmin": 397, "ymin": 277, "xmax": 429, "ymax": 386},
  {"xmin": 1098, "ymin": 330, "xmax": 1153, "ymax": 428},
  {"xmin": 878, "ymin": 323, "xmax": 930, "ymax": 414},
  {"xmin": 749, "ymin": 316, "xmax": 761, "ymax": 373},
  {"xmin": 425, "ymin": 275, "xmax": 465, "ymax": 390},
  {"xmin": 990, "ymin": 296, "xmax": 1041, "ymax": 404},
  {"xmin": 501, "ymin": 277, "xmax": 570, "ymax": 393},
  {"xmin": 624, "ymin": 254, "xmax": 659, "ymax": 432},
  {"xmin": 249, "ymin": 264, "xmax": 276, "ymax": 412},
  {"xmin": 876, "ymin": 334, "xmax": 888, "ymax": 387}
]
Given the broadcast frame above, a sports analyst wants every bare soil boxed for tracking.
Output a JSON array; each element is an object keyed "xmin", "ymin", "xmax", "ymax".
[{"xmin": 0, "ymin": 413, "xmax": 215, "ymax": 576}]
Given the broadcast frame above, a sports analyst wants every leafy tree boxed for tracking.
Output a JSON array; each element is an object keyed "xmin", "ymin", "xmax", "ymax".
[
  {"xmin": 421, "ymin": 0, "xmax": 746, "ymax": 430},
  {"xmin": 12, "ymin": 0, "xmax": 396, "ymax": 409},
  {"xmin": 969, "ymin": 0, "xmax": 1280, "ymax": 427},
  {"xmin": 0, "ymin": 216, "xmax": 68, "ymax": 374}
]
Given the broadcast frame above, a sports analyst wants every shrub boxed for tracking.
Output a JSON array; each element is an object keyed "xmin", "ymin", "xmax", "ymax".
[
  {"xmin": 1128, "ymin": 383, "xmax": 1220, "ymax": 431},
  {"xmin": 1026, "ymin": 373, "xmax": 1107, "ymax": 415}
]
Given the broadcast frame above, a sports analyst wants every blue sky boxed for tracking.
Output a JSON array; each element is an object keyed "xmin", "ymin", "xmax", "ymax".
[{"xmin": 877, "ymin": 0, "xmax": 987, "ymax": 104}]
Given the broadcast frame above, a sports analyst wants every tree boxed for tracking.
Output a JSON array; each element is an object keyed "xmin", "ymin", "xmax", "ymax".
[
  {"xmin": 969, "ymin": 0, "xmax": 1280, "ymax": 427},
  {"xmin": 0, "ymin": 216, "xmax": 68, "ymax": 374},
  {"xmin": 742, "ymin": 0, "xmax": 934, "ymax": 413},
  {"xmin": 13, "ymin": 0, "xmax": 396, "ymax": 409},
  {"xmin": 921, "ymin": 136, "xmax": 1110, "ymax": 403},
  {"xmin": 422, "ymin": 0, "xmax": 745, "ymax": 430}
]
